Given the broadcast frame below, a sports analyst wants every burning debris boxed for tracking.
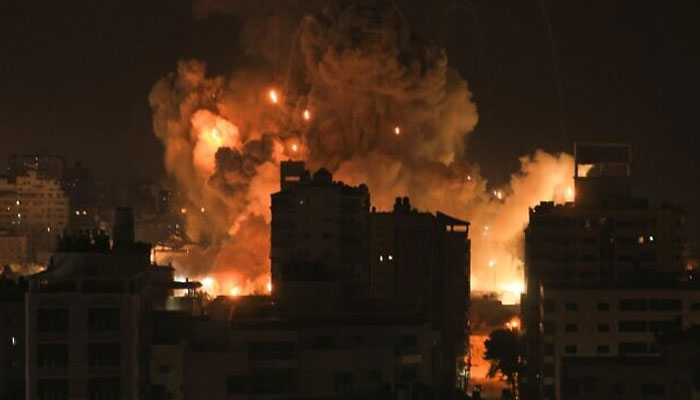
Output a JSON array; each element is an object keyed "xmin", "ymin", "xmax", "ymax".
[{"xmin": 149, "ymin": 3, "xmax": 576, "ymax": 301}]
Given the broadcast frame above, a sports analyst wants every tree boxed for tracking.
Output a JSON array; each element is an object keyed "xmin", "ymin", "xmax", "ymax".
[{"xmin": 484, "ymin": 328, "xmax": 521, "ymax": 394}]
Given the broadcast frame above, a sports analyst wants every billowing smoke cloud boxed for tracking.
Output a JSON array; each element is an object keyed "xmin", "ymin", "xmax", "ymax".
[{"xmin": 149, "ymin": 2, "xmax": 576, "ymax": 302}]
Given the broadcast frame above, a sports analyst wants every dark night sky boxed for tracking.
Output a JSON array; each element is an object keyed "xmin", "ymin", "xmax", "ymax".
[{"xmin": 1, "ymin": 0, "xmax": 698, "ymax": 254}]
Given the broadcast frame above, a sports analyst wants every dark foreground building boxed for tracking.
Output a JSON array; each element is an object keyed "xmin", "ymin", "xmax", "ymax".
[
  {"xmin": 16, "ymin": 162, "xmax": 471, "ymax": 400},
  {"xmin": 25, "ymin": 208, "xmax": 187, "ymax": 400},
  {"xmin": 522, "ymin": 144, "xmax": 694, "ymax": 399}
]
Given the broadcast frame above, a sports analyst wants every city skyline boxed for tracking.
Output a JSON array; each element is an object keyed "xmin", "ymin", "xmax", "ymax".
[
  {"xmin": 1, "ymin": 1, "xmax": 699, "ymax": 399},
  {"xmin": 1, "ymin": 1, "xmax": 698, "ymax": 257}
]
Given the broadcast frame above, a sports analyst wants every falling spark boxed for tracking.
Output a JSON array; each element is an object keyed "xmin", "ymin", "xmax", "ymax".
[
  {"xmin": 482, "ymin": 225, "xmax": 490, "ymax": 236},
  {"xmin": 291, "ymin": 144, "xmax": 299, "ymax": 153},
  {"xmin": 266, "ymin": 282, "xmax": 272, "ymax": 293},
  {"xmin": 180, "ymin": 208, "xmax": 187, "ymax": 214},
  {"xmin": 303, "ymin": 109, "xmax": 310, "ymax": 121},
  {"xmin": 200, "ymin": 207, "xmax": 205, "ymax": 213},
  {"xmin": 493, "ymin": 190, "xmax": 503, "ymax": 200},
  {"xmin": 394, "ymin": 126, "xmax": 401, "ymax": 135},
  {"xmin": 467, "ymin": 175, "xmax": 472, "ymax": 181},
  {"xmin": 268, "ymin": 89, "xmax": 279, "ymax": 104}
]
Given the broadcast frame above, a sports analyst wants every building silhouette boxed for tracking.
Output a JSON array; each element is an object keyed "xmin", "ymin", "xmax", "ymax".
[
  {"xmin": 25, "ymin": 208, "xmax": 182, "ymax": 400},
  {"xmin": 10, "ymin": 162, "xmax": 471, "ymax": 400},
  {"xmin": 522, "ymin": 144, "xmax": 693, "ymax": 399}
]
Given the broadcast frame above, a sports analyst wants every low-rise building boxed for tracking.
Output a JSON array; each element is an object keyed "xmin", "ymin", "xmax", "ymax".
[
  {"xmin": 25, "ymin": 208, "xmax": 174, "ymax": 400},
  {"xmin": 539, "ymin": 280, "xmax": 700, "ymax": 398}
]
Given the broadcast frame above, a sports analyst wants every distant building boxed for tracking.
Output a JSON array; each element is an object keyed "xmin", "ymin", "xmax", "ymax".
[
  {"xmin": 6, "ymin": 153, "xmax": 65, "ymax": 182},
  {"xmin": 522, "ymin": 144, "xmax": 691, "ymax": 399},
  {"xmin": 25, "ymin": 208, "xmax": 177, "ymax": 400},
  {"xmin": 0, "ymin": 170, "xmax": 69, "ymax": 264},
  {"xmin": 62, "ymin": 161, "xmax": 98, "ymax": 230}
]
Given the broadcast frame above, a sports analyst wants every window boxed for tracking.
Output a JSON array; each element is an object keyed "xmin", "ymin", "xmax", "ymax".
[
  {"xmin": 312, "ymin": 335, "xmax": 334, "ymax": 349},
  {"xmin": 597, "ymin": 302, "xmax": 610, "ymax": 311},
  {"xmin": 88, "ymin": 308, "xmax": 120, "ymax": 332},
  {"xmin": 398, "ymin": 334, "xmax": 418, "ymax": 348},
  {"xmin": 619, "ymin": 320, "xmax": 646, "ymax": 333},
  {"xmin": 649, "ymin": 320, "xmax": 677, "ymax": 334},
  {"xmin": 597, "ymin": 345, "xmax": 610, "ymax": 354},
  {"xmin": 88, "ymin": 377, "xmax": 120, "ymax": 400},
  {"xmin": 37, "ymin": 379, "xmax": 69, "ymax": 400},
  {"xmin": 611, "ymin": 383, "xmax": 624, "ymax": 395},
  {"xmin": 89, "ymin": 343, "xmax": 120, "ymax": 366},
  {"xmin": 543, "ymin": 321, "xmax": 555, "ymax": 334},
  {"xmin": 226, "ymin": 375, "xmax": 247, "ymax": 394},
  {"xmin": 158, "ymin": 365, "xmax": 172, "ymax": 374},
  {"xmin": 399, "ymin": 367, "xmax": 417, "ymax": 382},
  {"xmin": 583, "ymin": 377, "xmax": 599, "ymax": 394},
  {"xmin": 619, "ymin": 299, "xmax": 647, "ymax": 311},
  {"xmin": 543, "ymin": 300, "xmax": 555, "ymax": 313},
  {"xmin": 37, "ymin": 344, "xmax": 68, "ymax": 368},
  {"xmin": 580, "ymin": 254, "xmax": 597, "ymax": 262},
  {"xmin": 249, "ymin": 368, "xmax": 295, "ymax": 394},
  {"xmin": 543, "ymin": 363, "xmax": 555, "ymax": 377},
  {"xmin": 597, "ymin": 323, "xmax": 610, "ymax": 332},
  {"xmin": 564, "ymin": 345, "xmax": 577, "ymax": 354},
  {"xmin": 565, "ymin": 323, "xmax": 578, "ymax": 332},
  {"xmin": 565, "ymin": 302, "xmax": 578, "ymax": 311},
  {"xmin": 38, "ymin": 309, "xmax": 68, "ymax": 332},
  {"xmin": 334, "ymin": 372, "xmax": 353, "ymax": 391},
  {"xmin": 641, "ymin": 383, "xmax": 665, "ymax": 396},
  {"xmin": 649, "ymin": 299, "xmax": 681, "ymax": 311},
  {"xmin": 249, "ymin": 342, "xmax": 295, "ymax": 360},
  {"xmin": 543, "ymin": 342, "xmax": 555, "ymax": 356},
  {"xmin": 364, "ymin": 370, "xmax": 382, "ymax": 383},
  {"xmin": 619, "ymin": 342, "xmax": 647, "ymax": 356}
]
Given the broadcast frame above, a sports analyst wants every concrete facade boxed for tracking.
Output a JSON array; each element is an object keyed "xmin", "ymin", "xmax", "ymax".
[{"xmin": 0, "ymin": 171, "xmax": 69, "ymax": 264}]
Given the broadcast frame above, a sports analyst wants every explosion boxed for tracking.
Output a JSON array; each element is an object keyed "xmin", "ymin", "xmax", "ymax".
[{"xmin": 149, "ymin": 3, "xmax": 576, "ymax": 302}]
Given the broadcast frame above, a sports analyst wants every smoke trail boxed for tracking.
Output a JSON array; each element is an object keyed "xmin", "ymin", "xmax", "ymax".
[{"xmin": 149, "ymin": 2, "xmax": 576, "ymax": 302}]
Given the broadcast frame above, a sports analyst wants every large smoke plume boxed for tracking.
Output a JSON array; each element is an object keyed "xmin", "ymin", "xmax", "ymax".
[{"xmin": 149, "ymin": 1, "xmax": 576, "ymax": 302}]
